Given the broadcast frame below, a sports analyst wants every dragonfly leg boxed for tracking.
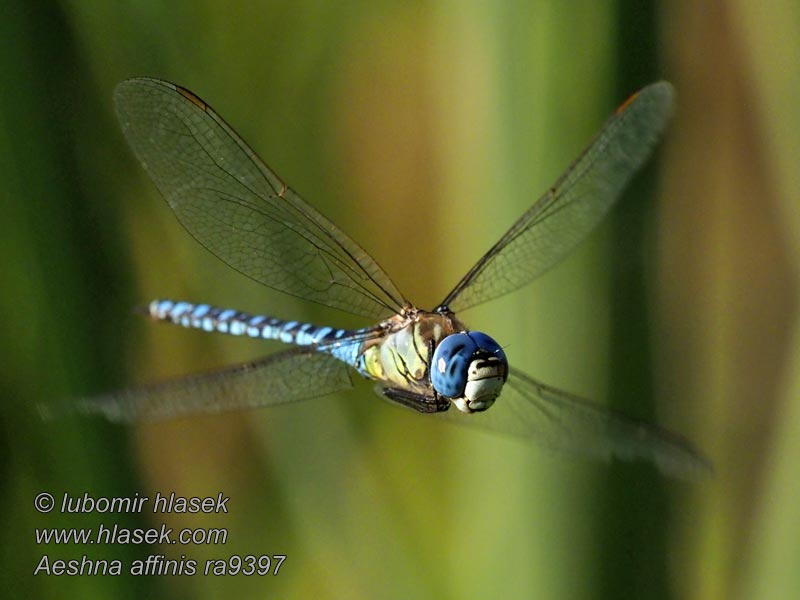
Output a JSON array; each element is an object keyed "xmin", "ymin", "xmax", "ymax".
[{"xmin": 380, "ymin": 387, "xmax": 450, "ymax": 413}]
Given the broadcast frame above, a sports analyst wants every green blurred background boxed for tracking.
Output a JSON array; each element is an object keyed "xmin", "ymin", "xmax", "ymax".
[{"xmin": 3, "ymin": 1, "xmax": 799, "ymax": 598}]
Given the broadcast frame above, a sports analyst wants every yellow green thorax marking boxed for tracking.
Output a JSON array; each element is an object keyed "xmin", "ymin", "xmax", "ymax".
[{"xmin": 358, "ymin": 310, "xmax": 465, "ymax": 393}]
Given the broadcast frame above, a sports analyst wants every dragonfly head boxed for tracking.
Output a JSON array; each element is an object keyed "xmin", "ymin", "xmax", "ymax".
[{"xmin": 431, "ymin": 332, "xmax": 508, "ymax": 413}]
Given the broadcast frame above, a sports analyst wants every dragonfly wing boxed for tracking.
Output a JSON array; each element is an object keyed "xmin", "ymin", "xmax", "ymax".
[
  {"xmin": 114, "ymin": 78, "xmax": 406, "ymax": 319},
  {"xmin": 45, "ymin": 349, "xmax": 353, "ymax": 423},
  {"xmin": 440, "ymin": 82, "xmax": 674, "ymax": 312},
  {"xmin": 436, "ymin": 367, "xmax": 711, "ymax": 480}
]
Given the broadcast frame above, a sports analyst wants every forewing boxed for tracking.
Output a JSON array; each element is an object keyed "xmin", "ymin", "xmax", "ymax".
[
  {"xmin": 440, "ymin": 82, "xmax": 674, "ymax": 312},
  {"xmin": 42, "ymin": 349, "xmax": 353, "ymax": 423},
  {"xmin": 114, "ymin": 78, "xmax": 406, "ymax": 319},
  {"xmin": 436, "ymin": 367, "xmax": 712, "ymax": 480}
]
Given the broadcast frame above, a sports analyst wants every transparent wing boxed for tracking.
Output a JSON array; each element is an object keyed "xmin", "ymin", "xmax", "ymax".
[
  {"xmin": 114, "ymin": 78, "xmax": 406, "ymax": 319},
  {"xmin": 440, "ymin": 82, "xmax": 674, "ymax": 312},
  {"xmin": 41, "ymin": 349, "xmax": 353, "ymax": 423},
  {"xmin": 436, "ymin": 367, "xmax": 711, "ymax": 480}
]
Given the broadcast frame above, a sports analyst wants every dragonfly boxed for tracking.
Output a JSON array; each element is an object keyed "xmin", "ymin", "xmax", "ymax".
[{"xmin": 73, "ymin": 78, "xmax": 710, "ymax": 479}]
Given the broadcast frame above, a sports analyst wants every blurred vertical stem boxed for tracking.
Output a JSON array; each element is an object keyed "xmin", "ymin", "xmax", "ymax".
[
  {"xmin": 1, "ymin": 3, "xmax": 146, "ymax": 599},
  {"xmin": 596, "ymin": 2, "xmax": 672, "ymax": 600}
]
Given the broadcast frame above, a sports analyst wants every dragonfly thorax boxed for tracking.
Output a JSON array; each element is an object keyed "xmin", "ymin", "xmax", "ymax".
[{"xmin": 431, "ymin": 332, "xmax": 508, "ymax": 414}]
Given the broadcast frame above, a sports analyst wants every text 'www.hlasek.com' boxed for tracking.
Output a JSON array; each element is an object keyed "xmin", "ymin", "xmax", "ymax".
[{"xmin": 33, "ymin": 491, "xmax": 286, "ymax": 577}]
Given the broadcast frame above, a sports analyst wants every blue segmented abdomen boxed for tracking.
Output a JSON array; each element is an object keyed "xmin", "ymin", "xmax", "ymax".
[{"xmin": 148, "ymin": 299, "xmax": 367, "ymax": 366}]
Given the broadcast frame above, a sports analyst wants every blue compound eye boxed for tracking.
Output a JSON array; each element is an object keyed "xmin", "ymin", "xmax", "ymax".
[
  {"xmin": 466, "ymin": 332, "xmax": 507, "ymax": 365},
  {"xmin": 431, "ymin": 332, "xmax": 507, "ymax": 398},
  {"xmin": 431, "ymin": 333, "xmax": 473, "ymax": 398}
]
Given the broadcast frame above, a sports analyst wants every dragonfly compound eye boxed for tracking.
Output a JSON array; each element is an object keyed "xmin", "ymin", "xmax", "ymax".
[{"xmin": 431, "ymin": 332, "xmax": 508, "ymax": 413}]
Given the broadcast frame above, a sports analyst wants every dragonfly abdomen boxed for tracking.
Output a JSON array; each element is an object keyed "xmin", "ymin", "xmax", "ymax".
[{"xmin": 147, "ymin": 299, "xmax": 361, "ymax": 350}]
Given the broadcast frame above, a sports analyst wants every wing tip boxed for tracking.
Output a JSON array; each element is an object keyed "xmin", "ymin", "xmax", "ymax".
[{"xmin": 616, "ymin": 80, "xmax": 676, "ymax": 116}]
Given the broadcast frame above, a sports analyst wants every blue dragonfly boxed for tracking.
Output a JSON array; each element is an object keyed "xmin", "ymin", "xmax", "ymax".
[{"xmin": 78, "ymin": 78, "xmax": 709, "ymax": 479}]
